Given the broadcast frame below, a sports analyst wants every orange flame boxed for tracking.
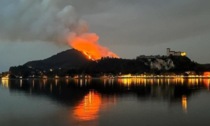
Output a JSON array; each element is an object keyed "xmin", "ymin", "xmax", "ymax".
[{"xmin": 68, "ymin": 33, "xmax": 119, "ymax": 60}]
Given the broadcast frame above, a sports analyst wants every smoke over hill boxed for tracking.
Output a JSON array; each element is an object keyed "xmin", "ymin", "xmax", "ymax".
[{"xmin": 0, "ymin": 0, "xmax": 119, "ymax": 59}]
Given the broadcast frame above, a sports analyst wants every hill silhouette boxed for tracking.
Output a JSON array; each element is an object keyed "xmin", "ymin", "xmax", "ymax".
[
  {"xmin": 9, "ymin": 49, "xmax": 207, "ymax": 78},
  {"xmin": 24, "ymin": 49, "xmax": 90, "ymax": 69},
  {"xmin": 9, "ymin": 49, "xmax": 91, "ymax": 77}
]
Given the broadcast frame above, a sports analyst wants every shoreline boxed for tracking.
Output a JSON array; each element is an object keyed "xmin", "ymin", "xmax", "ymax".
[{"xmin": 1, "ymin": 76, "xmax": 210, "ymax": 80}]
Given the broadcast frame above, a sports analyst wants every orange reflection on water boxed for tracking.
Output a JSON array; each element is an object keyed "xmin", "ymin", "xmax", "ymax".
[
  {"xmin": 203, "ymin": 79, "xmax": 210, "ymax": 90},
  {"xmin": 182, "ymin": 95, "xmax": 188, "ymax": 113},
  {"xmin": 73, "ymin": 91, "xmax": 102, "ymax": 121},
  {"xmin": 204, "ymin": 72, "xmax": 210, "ymax": 77}
]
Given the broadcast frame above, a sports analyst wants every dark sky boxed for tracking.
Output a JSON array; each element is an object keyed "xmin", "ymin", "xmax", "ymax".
[{"xmin": 0, "ymin": 0, "xmax": 210, "ymax": 72}]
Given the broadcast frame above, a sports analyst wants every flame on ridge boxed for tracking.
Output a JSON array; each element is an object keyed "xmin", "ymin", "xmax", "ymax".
[{"xmin": 68, "ymin": 32, "xmax": 119, "ymax": 60}]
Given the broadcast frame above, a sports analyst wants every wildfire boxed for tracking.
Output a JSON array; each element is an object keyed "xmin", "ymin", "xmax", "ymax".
[
  {"xmin": 68, "ymin": 33, "xmax": 119, "ymax": 60},
  {"xmin": 82, "ymin": 51, "xmax": 95, "ymax": 61}
]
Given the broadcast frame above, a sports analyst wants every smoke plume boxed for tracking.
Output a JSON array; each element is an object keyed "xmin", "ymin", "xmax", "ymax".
[
  {"xmin": 0, "ymin": 0, "xmax": 79, "ymax": 43},
  {"xmin": 0, "ymin": 0, "xmax": 119, "ymax": 59}
]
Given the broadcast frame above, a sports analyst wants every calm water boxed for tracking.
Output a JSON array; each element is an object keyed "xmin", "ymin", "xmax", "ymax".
[{"xmin": 0, "ymin": 78, "xmax": 210, "ymax": 126}]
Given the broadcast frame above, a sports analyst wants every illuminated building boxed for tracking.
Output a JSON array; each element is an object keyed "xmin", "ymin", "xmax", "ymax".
[{"xmin": 167, "ymin": 48, "xmax": 187, "ymax": 56}]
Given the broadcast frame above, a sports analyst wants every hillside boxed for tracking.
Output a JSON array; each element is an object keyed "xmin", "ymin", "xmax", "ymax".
[
  {"xmin": 201, "ymin": 64, "xmax": 210, "ymax": 71},
  {"xmin": 24, "ymin": 49, "xmax": 90, "ymax": 69},
  {"xmin": 9, "ymin": 49, "xmax": 204, "ymax": 78},
  {"xmin": 9, "ymin": 49, "xmax": 91, "ymax": 77},
  {"xmin": 83, "ymin": 56, "xmax": 198, "ymax": 75}
]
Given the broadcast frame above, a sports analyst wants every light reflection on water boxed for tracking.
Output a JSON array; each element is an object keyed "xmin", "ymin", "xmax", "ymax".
[
  {"xmin": 182, "ymin": 95, "xmax": 188, "ymax": 113},
  {"xmin": 116, "ymin": 77, "xmax": 206, "ymax": 85},
  {"xmin": 0, "ymin": 78, "xmax": 210, "ymax": 126},
  {"xmin": 73, "ymin": 91, "xmax": 117, "ymax": 122},
  {"xmin": 73, "ymin": 91, "xmax": 102, "ymax": 121}
]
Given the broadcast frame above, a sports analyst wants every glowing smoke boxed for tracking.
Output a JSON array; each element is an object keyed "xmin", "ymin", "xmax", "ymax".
[
  {"xmin": 68, "ymin": 32, "xmax": 119, "ymax": 60},
  {"xmin": 67, "ymin": 21, "xmax": 119, "ymax": 60},
  {"xmin": 0, "ymin": 0, "xmax": 119, "ymax": 59}
]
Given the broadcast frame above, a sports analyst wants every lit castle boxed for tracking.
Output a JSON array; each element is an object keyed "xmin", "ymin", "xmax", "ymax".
[{"xmin": 167, "ymin": 48, "xmax": 186, "ymax": 56}]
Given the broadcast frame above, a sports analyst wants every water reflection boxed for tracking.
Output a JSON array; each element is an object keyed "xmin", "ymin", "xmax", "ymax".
[
  {"xmin": 182, "ymin": 95, "xmax": 188, "ymax": 113},
  {"xmin": 117, "ymin": 77, "xmax": 205, "ymax": 86},
  {"xmin": 1, "ymin": 78, "xmax": 209, "ymax": 102},
  {"xmin": 203, "ymin": 79, "xmax": 210, "ymax": 90},
  {"xmin": 73, "ymin": 91, "xmax": 117, "ymax": 122},
  {"xmin": 1, "ymin": 79, "xmax": 9, "ymax": 88},
  {"xmin": 73, "ymin": 91, "xmax": 101, "ymax": 121},
  {"xmin": 0, "ymin": 78, "xmax": 210, "ymax": 125}
]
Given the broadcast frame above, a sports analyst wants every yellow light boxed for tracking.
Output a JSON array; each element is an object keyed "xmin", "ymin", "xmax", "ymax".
[
  {"xmin": 1, "ymin": 79, "xmax": 9, "ymax": 88},
  {"xmin": 1, "ymin": 74, "xmax": 9, "ymax": 80},
  {"xmin": 181, "ymin": 52, "xmax": 187, "ymax": 56},
  {"xmin": 119, "ymin": 74, "xmax": 132, "ymax": 78}
]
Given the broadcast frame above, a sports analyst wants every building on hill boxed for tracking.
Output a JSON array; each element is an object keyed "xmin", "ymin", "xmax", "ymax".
[{"xmin": 167, "ymin": 48, "xmax": 186, "ymax": 56}]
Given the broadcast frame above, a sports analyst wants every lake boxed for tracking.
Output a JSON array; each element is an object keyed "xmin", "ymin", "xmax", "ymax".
[{"xmin": 0, "ymin": 78, "xmax": 210, "ymax": 126}]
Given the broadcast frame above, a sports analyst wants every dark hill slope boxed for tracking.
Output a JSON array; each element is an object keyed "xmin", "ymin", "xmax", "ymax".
[
  {"xmin": 9, "ymin": 49, "xmax": 91, "ymax": 77},
  {"xmin": 24, "ymin": 49, "xmax": 90, "ymax": 69}
]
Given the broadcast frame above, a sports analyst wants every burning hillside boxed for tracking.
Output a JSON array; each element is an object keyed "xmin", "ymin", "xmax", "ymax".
[
  {"xmin": 68, "ymin": 32, "xmax": 119, "ymax": 60},
  {"xmin": 0, "ymin": 0, "xmax": 119, "ymax": 61}
]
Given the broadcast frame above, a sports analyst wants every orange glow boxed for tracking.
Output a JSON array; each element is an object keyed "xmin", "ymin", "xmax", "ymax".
[
  {"xmin": 203, "ymin": 79, "xmax": 210, "ymax": 89},
  {"xmin": 182, "ymin": 95, "xmax": 188, "ymax": 113},
  {"xmin": 204, "ymin": 72, "xmax": 210, "ymax": 77},
  {"xmin": 82, "ymin": 51, "xmax": 95, "ymax": 61},
  {"xmin": 73, "ymin": 91, "xmax": 102, "ymax": 121},
  {"xmin": 68, "ymin": 33, "xmax": 119, "ymax": 60}
]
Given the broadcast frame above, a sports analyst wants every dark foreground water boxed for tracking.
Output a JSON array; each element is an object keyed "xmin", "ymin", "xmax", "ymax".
[{"xmin": 0, "ymin": 78, "xmax": 210, "ymax": 126}]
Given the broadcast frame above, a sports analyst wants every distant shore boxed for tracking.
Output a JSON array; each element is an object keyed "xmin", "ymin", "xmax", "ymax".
[{"xmin": 1, "ymin": 75, "xmax": 210, "ymax": 80}]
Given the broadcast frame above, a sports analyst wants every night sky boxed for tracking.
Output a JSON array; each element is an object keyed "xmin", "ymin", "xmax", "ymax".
[{"xmin": 0, "ymin": 0, "xmax": 210, "ymax": 72}]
